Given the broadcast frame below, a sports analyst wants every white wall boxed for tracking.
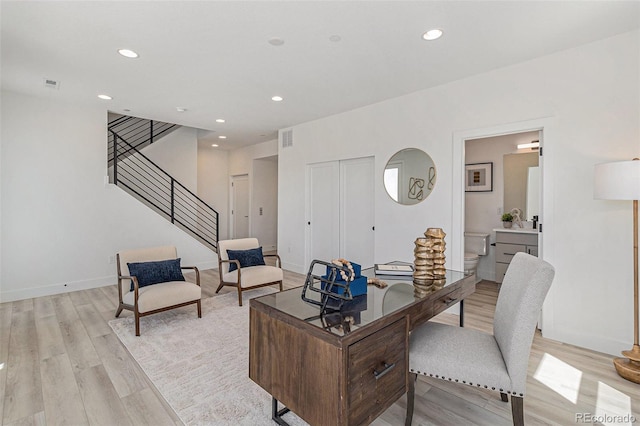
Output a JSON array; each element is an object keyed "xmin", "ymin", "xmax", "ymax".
[
  {"xmin": 143, "ymin": 126, "xmax": 198, "ymax": 191},
  {"xmin": 278, "ymin": 30, "xmax": 640, "ymax": 356},
  {"xmin": 252, "ymin": 157, "xmax": 278, "ymax": 251},
  {"xmin": 0, "ymin": 91, "xmax": 216, "ymax": 302},
  {"xmin": 227, "ymin": 140, "xmax": 279, "ymax": 248},
  {"xmin": 197, "ymin": 145, "xmax": 229, "ymax": 242}
]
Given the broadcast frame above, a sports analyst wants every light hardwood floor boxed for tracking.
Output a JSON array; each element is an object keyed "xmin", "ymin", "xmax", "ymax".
[{"xmin": 1, "ymin": 269, "xmax": 638, "ymax": 425}]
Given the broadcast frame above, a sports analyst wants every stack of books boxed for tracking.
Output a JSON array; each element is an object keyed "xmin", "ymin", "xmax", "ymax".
[{"xmin": 374, "ymin": 263, "xmax": 414, "ymax": 276}]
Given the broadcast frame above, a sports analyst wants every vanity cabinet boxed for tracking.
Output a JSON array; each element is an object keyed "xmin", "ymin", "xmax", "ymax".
[{"xmin": 495, "ymin": 230, "xmax": 538, "ymax": 283}]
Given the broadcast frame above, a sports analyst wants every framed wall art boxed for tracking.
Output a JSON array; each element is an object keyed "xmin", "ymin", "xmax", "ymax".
[{"xmin": 465, "ymin": 162, "xmax": 493, "ymax": 192}]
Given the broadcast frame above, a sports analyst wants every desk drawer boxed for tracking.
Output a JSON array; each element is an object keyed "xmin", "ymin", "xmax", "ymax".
[
  {"xmin": 432, "ymin": 287, "xmax": 465, "ymax": 317},
  {"xmin": 347, "ymin": 318, "xmax": 407, "ymax": 425},
  {"xmin": 495, "ymin": 243, "xmax": 527, "ymax": 263}
]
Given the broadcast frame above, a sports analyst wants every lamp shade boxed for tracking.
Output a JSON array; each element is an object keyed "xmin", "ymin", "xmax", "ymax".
[{"xmin": 594, "ymin": 160, "xmax": 640, "ymax": 201}]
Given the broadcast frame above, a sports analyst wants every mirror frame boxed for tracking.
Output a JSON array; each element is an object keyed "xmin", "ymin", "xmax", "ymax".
[{"xmin": 383, "ymin": 148, "xmax": 436, "ymax": 205}]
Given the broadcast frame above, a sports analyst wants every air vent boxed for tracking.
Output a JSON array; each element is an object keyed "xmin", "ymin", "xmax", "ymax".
[
  {"xmin": 281, "ymin": 129, "xmax": 293, "ymax": 148},
  {"xmin": 43, "ymin": 78, "xmax": 60, "ymax": 89}
]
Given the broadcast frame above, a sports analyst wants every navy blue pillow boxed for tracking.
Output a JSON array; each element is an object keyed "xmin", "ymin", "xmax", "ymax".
[
  {"xmin": 127, "ymin": 258, "xmax": 185, "ymax": 291},
  {"xmin": 227, "ymin": 247, "xmax": 265, "ymax": 272}
]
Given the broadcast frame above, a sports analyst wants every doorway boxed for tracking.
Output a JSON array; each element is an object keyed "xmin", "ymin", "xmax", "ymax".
[
  {"xmin": 464, "ymin": 130, "xmax": 540, "ymax": 282},
  {"xmin": 231, "ymin": 174, "xmax": 249, "ymax": 239},
  {"xmin": 453, "ymin": 117, "xmax": 554, "ymax": 332}
]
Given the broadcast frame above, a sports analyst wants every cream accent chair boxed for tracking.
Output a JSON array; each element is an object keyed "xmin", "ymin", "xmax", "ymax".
[
  {"xmin": 115, "ymin": 245, "xmax": 201, "ymax": 336},
  {"xmin": 216, "ymin": 238, "xmax": 283, "ymax": 306},
  {"xmin": 405, "ymin": 252, "xmax": 555, "ymax": 426}
]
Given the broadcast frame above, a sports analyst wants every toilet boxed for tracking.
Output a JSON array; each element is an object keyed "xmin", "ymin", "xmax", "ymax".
[{"xmin": 464, "ymin": 232, "xmax": 490, "ymax": 282}]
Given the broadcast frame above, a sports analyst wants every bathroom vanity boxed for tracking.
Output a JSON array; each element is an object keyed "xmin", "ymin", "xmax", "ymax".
[{"xmin": 494, "ymin": 228, "xmax": 539, "ymax": 283}]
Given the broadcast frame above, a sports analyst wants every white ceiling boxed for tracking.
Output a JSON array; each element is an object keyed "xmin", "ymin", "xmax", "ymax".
[{"xmin": 2, "ymin": 1, "xmax": 639, "ymax": 149}]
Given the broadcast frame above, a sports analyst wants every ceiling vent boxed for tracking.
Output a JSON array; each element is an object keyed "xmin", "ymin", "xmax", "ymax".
[
  {"xmin": 281, "ymin": 129, "xmax": 293, "ymax": 148},
  {"xmin": 43, "ymin": 78, "xmax": 60, "ymax": 89}
]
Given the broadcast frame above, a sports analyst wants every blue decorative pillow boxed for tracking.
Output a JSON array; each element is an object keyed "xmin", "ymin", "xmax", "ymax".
[
  {"xmin": 127, "ymin": 258, "xmax": 185, "ymax": 291},
  {"xmin": 226, "ymin": 247, "xmax": 265, "ymax": 272}
]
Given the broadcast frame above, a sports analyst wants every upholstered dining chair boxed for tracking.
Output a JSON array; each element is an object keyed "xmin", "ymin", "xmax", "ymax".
[
  {"xmin": 115, "ymin": 245, "xmax": 201, "ymax": 336},
  {"xmin": 405, "ymin": 252, "xmax": 555, "ymax": 426},
  {"xmin": 216, "ymin": 238, "xmax": 283, "ymax": 306}
]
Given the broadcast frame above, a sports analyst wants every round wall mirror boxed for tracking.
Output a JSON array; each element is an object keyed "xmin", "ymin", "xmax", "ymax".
[{"xmin": 383, "ymin": 148, "xmax": 436, "ymax": 205}]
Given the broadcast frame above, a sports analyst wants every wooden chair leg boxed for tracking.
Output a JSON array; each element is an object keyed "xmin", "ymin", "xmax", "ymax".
[
  {"xmin": 135, "ymin": 311, "xmax": 141, "ymax": 337},
  {"xmin": 511, "ymin": 396, "xmax": 524, "ymax": 426},
  {"xmin": 115, "ymin": 305, "xmax": 124, "ymax": 318},
  {"xmin": 405, "ymin": 372, "xmax": 416, "ymax": 426},
  {"xmin": 238, "ymin": 287, "xmax": 243, "ymax": 306},
  {"xmin": 215, "ymin": 282, "xmax": 224, "ymax": 293},
  {"xmin": 279, "ymin": 280, "xmax": 283, "ymax": 291},
  {"xmin": 500, "ymin": 392, "xmax": 509, "ymax": 402},
  {"xmin": 197, "ymin": 300, "xmax": 202, "ymax": 318}
]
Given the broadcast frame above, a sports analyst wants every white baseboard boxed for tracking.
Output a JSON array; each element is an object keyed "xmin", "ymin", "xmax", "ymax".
[
  {"xmin": 543, "ymin": 328, "xmax": 624, "ymax": 357},
  {"xmin": 194, "ymin": 260, "xmax": 217, "ymax": 271},
  {"xmin": 1, "ymin": 275, "xmax": 116, "ymax": 303},
  {"xmin": 281, "ymin": 261, "xmax": 305, "ymax": 275},
  {"xmin": 0, "ymin": 260, "xmax": 219, "ymax": 303}
]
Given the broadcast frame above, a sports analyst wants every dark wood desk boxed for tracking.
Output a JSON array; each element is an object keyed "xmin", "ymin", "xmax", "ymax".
[{"xmin": 249, "ymin": 268, "xmax": 475, "ymax": 426}]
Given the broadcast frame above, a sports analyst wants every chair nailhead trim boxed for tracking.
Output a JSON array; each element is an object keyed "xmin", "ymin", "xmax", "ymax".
[{"xmin": 418, "ymin": 375, "xmax": 519, "ymax": 397}]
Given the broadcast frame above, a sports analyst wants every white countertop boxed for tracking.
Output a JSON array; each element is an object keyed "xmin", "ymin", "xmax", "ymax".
[{"xmin": 493, "ymin": 227, "xmax": 538, "ymax": 234}]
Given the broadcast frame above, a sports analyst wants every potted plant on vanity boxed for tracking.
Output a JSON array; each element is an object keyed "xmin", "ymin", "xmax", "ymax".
[{"xmin": 501, "ymin": 212, "xmax": 514, "ymax": 228}]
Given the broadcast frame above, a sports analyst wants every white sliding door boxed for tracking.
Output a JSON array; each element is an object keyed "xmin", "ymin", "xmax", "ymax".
[
  {"xmin": 307, "ymin": 156, "xmax": 375, "ymax": 269},
  {"xmin": 340, "ymin": 157, "xmax": 375, "ymax": 268}
]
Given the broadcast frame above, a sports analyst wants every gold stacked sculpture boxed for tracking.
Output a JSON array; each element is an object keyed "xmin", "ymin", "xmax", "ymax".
[{"xmin": 413, "ymin": 228, "xmax": 446, "ymax": 297}]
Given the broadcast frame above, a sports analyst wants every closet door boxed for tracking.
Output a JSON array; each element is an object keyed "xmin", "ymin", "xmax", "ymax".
[
  {"xmin": 307, "ymin": 157, "xmax": 374, "ymax": 269},
  {"xmin": 340, "ymin": 157, "xmax": 375, "ymax": 268},
  {"xmin": 308, "ymin": 161, "xmax": 340, "ymax": 264}
]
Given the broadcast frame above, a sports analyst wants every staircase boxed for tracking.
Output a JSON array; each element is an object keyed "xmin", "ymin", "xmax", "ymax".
[{"xmin": 108, "ymin": 115, "xmax": 219, "ymax": 251}]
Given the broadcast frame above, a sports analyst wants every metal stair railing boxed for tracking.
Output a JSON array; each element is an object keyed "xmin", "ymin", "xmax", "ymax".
[
  {"xmin": 108, "ymin": 115, "xmax": 179, "ymax": 166},
  {"xmin": 110, "ymin": 130, "xmax": 219, "ymax": 251}
]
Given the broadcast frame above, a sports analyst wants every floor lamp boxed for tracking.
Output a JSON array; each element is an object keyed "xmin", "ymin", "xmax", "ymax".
[{"xmin": 594, "ymin": 158, "xmax": 640, "ymax": 384}]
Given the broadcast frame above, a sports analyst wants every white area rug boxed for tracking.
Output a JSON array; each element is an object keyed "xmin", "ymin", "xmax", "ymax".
[{"xmin": 109, "ymin": 288, "xmax": 308, "ymax": 425}]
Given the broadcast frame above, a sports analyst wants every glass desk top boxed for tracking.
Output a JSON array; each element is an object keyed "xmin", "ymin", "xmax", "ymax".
[{"xmin": 251, "ymin": 267, "xmax": 470, "ymax": 337}]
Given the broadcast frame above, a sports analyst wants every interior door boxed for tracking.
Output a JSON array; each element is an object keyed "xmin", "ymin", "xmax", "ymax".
[
  {"xmin": 308, "ymin": 162, "xmax": 340, "ymax": 263},
  {"xmin": 232, "ymin": 174, "xmax": 249, "ymax": 239},
  {"xmin": 307, "ymin": 157, "xmax": 375, "ymax": 269},
  {"xmin": 340, "ymin": 157, "xmax": 375, "ymax": 268}
]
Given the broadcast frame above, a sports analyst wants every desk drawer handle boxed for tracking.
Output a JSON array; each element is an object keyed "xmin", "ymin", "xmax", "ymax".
[
  {"xmin": 443, "ymin": 297, "xmax": 457, "ymax": 306},
  {"xmin": 373, "ymin": 362, "xmax": 396, "ymax": 380}
]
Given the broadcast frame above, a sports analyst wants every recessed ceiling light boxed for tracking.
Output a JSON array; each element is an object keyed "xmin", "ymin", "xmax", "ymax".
[
  {"xmin": 422, "ymin": 29, "xmax": 443, "ymax": 41},
  {"xmin": 98, "ymin": 94, "xmax": 112, "ymax": 100},
  {"xmin": 216, "ymin": 118, "xmax": 225, "ymax": 123},
  {"xmin": 268, "ymin": 37, "xmax": 285, "ymax": 46},
  {"xmin": 218, "ymin": 135, "xmax": 227, "ymax": 139},
  {"xmin": 211, "ymin": 144, "xmax": 219, "ymax": 147},
  {"xmin": 271, "ymin": 96, "xmax": 283, "ymax": 102},
  {"xmin": 176, "ymin": 107, "xmax": 187, "ymax": 112},
  {"xmin": 118, "ymin": 49, "xmax": 139, "ymax": 58},
  {"xmin": 329, "ymin": 35, "xmax": 342, "ymax": 43}
]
